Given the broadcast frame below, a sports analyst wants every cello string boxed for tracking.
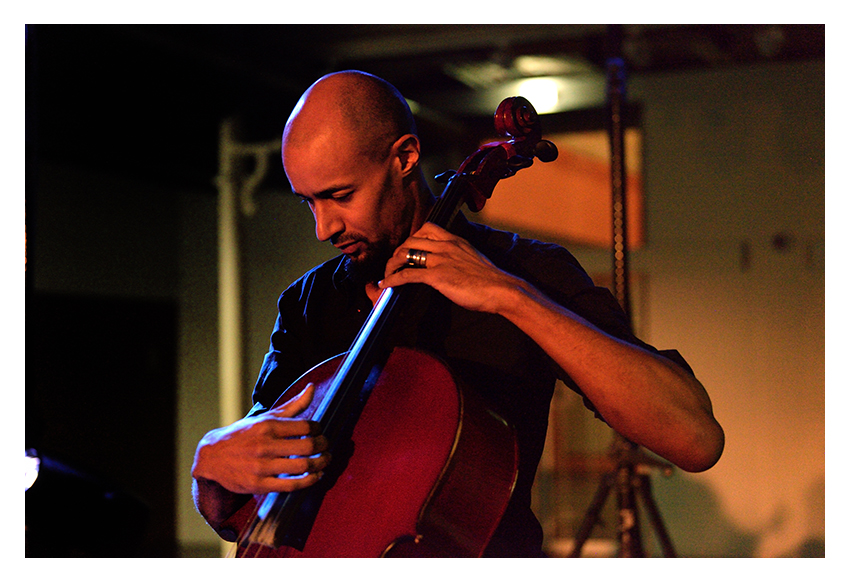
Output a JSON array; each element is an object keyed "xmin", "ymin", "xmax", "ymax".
[{"xmin": 236, "ymin": 509, "xmax": 261, "ymax": 558}]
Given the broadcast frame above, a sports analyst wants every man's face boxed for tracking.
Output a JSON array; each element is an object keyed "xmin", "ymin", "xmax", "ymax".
[{"xmin": 283, "ymin": 134, "xmax": 416, "ymax": 284}]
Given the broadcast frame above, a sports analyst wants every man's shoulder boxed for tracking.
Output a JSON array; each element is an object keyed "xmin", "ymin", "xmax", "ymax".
[
  {"xmin": 464, "ymin": 219, "xmax": 595, "ymax": 295},
  {"xmin": 279, "ymin": 254, "xmax": 347, "ymax": 302},
  {"xmin": 465, "ymin": 220, "xmax": 581, "ymax": 267}
]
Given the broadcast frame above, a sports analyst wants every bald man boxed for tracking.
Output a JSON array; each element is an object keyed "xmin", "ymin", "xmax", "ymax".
[{"xmin": 192, "ymin": 71, "xmax": 724, "ymax": 557}]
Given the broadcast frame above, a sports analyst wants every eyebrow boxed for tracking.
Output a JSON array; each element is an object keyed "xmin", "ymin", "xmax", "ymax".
[{"xmin": 292, "ymin": 184, "xmax": 352, "ymax": 201}]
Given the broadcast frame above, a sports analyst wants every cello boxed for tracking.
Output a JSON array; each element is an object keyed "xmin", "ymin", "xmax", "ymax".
[{"xmin": 222, "ymin": 96, "xmax": 558, "ymax": 557}]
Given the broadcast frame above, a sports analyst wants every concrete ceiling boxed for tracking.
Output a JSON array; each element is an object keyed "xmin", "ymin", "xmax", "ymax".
[{"xmin": 26, "ymin": 24, "xmax": 824, "ymax": 191}]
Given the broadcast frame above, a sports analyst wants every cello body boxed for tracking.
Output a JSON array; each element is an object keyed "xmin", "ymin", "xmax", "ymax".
[{"xmin": 226, "ymin": 347, "xmax": 518, "ymax": 557}]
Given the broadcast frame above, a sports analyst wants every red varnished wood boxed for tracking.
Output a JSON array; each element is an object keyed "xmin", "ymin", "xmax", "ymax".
[{"xmin": 228, "ymin": 347, "xmax": 518, "ymax": 557}]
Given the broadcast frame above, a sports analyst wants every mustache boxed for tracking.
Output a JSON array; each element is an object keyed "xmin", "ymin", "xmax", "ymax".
[{"xmin": 332, "ymin": 233, "xmax": 368, "ymax": 247}]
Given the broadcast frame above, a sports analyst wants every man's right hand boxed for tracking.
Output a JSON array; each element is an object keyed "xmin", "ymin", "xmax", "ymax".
[{"xmin": 192, "ymin": 383, "xmax": 331, "ymax": 496}]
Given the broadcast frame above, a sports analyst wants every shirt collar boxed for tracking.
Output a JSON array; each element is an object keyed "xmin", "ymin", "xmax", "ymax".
[
  {"xmin": 327, "ymin": 211, "xmax": 477, "ymax": 292},
  {"xmin": 331, "ymin": 254, "xmax": 354, "ymax": 291}
]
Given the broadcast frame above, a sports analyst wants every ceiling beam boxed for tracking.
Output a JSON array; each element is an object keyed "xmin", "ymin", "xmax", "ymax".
[{"xmin": 318, "ymin": 24, "xmax": 610, "ymax": 63}]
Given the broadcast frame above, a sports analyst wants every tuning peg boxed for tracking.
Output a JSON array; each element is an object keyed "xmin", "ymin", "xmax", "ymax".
[{"xmin": 535, "ymin": 140, "xmax": 558, "ymax": 163}]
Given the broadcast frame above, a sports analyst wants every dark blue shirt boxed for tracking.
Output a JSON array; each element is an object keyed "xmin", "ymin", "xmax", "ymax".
[{"xmin": 249, "ymin": 217, "xmax": 688, "ymax": 557}]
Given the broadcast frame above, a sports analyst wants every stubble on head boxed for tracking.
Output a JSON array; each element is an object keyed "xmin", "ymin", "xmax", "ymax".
[{"xmin": 282, "ymin": 71, "xmax": 423, "ymax": 286}]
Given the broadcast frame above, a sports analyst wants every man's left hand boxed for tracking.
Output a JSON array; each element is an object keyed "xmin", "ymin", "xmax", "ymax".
[{"xmin": 378, "ymin": 222, "xmax": 524, "ymax": 315}]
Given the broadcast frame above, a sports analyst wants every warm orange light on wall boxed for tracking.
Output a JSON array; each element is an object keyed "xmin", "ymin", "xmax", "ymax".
[{"xmin": 479, "ymin": 129, "xmax": 645, "ymax": 249}]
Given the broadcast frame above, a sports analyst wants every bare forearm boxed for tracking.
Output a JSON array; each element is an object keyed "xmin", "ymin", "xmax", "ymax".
[{"xmin": 497, "ymin": 279, "xmax": 724, "ymax": 472}]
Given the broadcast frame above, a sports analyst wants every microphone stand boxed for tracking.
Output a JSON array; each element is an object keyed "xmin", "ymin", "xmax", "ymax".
[{"xmin": 569, "ymin": 31, "xmax": 676, "ymax": 558}]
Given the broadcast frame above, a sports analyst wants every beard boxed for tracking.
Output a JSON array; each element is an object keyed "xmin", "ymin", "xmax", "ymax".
[{"xmin": 340, "ymin": 235, "xmax": 397, "ymax": 287}]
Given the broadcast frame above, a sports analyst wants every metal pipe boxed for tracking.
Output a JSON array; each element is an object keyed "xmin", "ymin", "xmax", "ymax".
[
  {"xmin": 216, "ymin": 118, "xmax": 244, "ymax": 431},
  {"xmin": 215, "ymin": 120, "xmax": 280, "ymax": 429}
]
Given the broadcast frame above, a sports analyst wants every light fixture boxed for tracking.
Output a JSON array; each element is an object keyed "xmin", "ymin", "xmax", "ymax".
[
  {"xmin": 25, "ymin": 449, "xmax": 40, "ymax": 490},
  {"xmin": 517, "ymin": 77, "xmax": 561, "ymax": 114},
  {"xmin": 433, "ymin": 55, "xmax": 607, "ymax": 116}
]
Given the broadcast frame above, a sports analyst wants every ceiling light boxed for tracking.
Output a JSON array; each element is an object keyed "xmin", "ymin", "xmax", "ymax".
[
  {"xmin": 513, "ymin": 55, "xmax": 592, "ymax": 77},
  {"xmin": 444, "ymin": 54, "xmax": 594, "ymax": 90},
  {"xmin": 517, "ymin": 77, "xmax": 561, "ymax": 114}
]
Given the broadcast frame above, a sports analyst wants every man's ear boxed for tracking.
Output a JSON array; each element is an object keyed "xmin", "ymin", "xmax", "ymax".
[{"xmin": 393, "ymin": 134, "xmax": 421, "ymax": 177}]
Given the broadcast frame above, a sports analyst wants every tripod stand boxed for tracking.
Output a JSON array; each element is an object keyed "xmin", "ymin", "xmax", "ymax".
[
  {"xmin": 568, "ymin": 434, "xmax": 676, "ymax": 557},
  {"xmin": 568, "ymin": 28, "xmax": 677, "ymax": 558}
]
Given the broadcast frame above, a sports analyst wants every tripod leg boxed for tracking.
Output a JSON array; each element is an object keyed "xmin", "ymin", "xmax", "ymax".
[
  {"xmin": 569, "ymin": 472, "xmax": 614, "ymax": 557},
  {"xmin": 616, "ymin": 466, "xmax": 645, "ymax": 557},
  {"xmin": 637, "ymin": 474, "xmax": 676, "ymax": 557}
]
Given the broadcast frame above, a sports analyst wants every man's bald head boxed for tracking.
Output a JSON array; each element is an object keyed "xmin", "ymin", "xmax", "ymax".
[{"xmin": 283, "ymin": 71, "xmax": 417, "ymax": 163}]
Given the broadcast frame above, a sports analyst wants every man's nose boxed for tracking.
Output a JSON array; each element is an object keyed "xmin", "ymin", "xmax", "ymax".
[{"xmin": 312, "ymin": 201, "xmax": 344, "ymax": 242}]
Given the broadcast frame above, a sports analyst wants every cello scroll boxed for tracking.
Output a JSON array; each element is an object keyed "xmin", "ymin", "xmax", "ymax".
[{"xmin": 439, "ymin": 96, "xmax": 558, "ymax": 213}]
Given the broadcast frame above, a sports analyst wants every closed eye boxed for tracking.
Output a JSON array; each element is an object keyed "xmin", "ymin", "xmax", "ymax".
[
  {"xmin": 294, "ymin": 189, "xmax": 353, "ymax": 206},
  {"xmin": 330, "ymin": 191, "xmax": 353, "ymax": 202}
]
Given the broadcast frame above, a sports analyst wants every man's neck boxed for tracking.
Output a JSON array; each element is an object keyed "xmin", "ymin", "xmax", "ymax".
[{"xmin": 364, "ymin": 281, "xmax": 383, "ymax": 306}]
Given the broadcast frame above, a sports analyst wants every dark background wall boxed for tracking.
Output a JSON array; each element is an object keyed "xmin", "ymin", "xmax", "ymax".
[{"xmin": 24, "ymin": 24, "xmax": 826, "ymax": 558}]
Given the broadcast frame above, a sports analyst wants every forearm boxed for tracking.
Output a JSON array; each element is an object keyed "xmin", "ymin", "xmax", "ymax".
[{"xmin": 497, "ymin": 278, "xmax": 724, "ymax": 472}]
